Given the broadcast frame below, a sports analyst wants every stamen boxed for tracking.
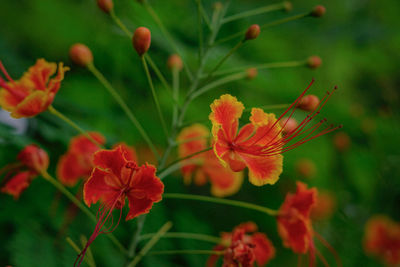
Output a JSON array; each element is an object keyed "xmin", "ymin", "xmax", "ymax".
[
  {"xmin": 314, "ymin": 232, "xmax": 342, "ymax": 267},
  {"xmin": 315, "ymin": 247, "xmax": 330, "ymax": 267},
  {"xmin": 0, "ymin": 61, "xmax": 15, "ymax": 83}
]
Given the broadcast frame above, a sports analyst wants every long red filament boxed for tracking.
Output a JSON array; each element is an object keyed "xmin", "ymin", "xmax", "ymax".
[
  {"xmin": 315, "ymin": 247, "xmax": 330, "ymax": 267},
  {"xmin": 314, "ymin": 232, "xmax": 342, "ymax": 267}
]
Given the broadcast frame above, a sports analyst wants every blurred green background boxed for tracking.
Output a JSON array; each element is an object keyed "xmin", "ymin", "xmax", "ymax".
[{"xmin": 1, "ymin": 0, "xmax": 399, "ymax": 266}]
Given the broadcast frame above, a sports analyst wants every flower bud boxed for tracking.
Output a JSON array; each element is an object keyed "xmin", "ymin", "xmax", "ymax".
[
  {"xmin": 298, "ymin": 95, "xmax": 320, "ymax": 111},
  {"xmin": 245, "ymin": 24, "xmax": 260, "ymax": 41},
  {"xmin": 310, "ymin": 5, "xmax": 326, "ymax": 17},
  {"xmin": 17, "ymin": 145, "xmax": 49, "ymax": 173},
  {"xmin": 167, "ymin": 54, "xmax": 183, "ymax": 71},
  {"xmin": 333, "ymin": 132, "xmax": 350, "ymax": 152},
  {"xmin": 246, "ymin": 68, "xmax": 258, "ymax": 80},
  {"xmin": 133, "ymin": 27, "xmax": 151, "ymax": 56},
  {"xmin": 283, "ymin": 1, "xmax": 293, "ymax": 12},
  {"xmin": 307, "ymin": 56, "xmax": 322, "ymax": 69},
  {"xmin": 280, "ymin": 117, "xmax": 298, "ymax": 134},
  {"xmin": 97, "ymin": 0, "xmax": 113, "ymax": 14},
  {"xmin": 295, "ymin": 158, "xmax": 316, "ymax": 179},
  {"xmin": 69, "ymin": 43, "xmax": 93, "ymax": 67}
]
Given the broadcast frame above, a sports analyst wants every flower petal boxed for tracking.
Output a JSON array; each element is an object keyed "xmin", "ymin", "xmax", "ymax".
[
  {"xmin": 11, "ymin": 90, "xmax": 47, "ymax": 118},
  {"xmin": 1, "ymin": 171, "xmax": 33, "ymax": 199},
  {"xmin": 57, "ymin": 152, "xmax": 88, "ymax": 187},
  {"xmin": 93, "ymin": 146, "xmax": 127, "ymax": 178},
  {"xmin": 251, "ymin": 233, "xmax": 276, "ymax": 266}
]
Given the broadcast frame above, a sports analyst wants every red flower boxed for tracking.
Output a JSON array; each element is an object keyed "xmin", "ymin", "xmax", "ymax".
[
  {"xmin": 209, "ymin": 80, "xmax": 340, "ymax": 186},
  {"xmin": 208, "ymin": 222, "xmax": 275, "ymax": 267},
  {"xmin": 76, "ymin": 145, "xmax": 164, "ymax": 266},
  {"xmin": 57, "ymin": 132, "xmax": 106, "ymax": 187},
  {"xmin": 177, "ymin": 124, "xmax": 243, "ymax": 197},
  {"xmin": 0, "ymin": 59, "xmax": 69, "ymax": 118},
  {"xmin": 1, "ymin": 145, "xmax": 49, "ymax": 199},
  {"xmin": 364, "ymin": 215, "xmax": 400, "ymax": 266}
]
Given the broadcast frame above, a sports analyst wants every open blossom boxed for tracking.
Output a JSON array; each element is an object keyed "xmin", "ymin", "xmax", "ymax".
[
  {"xmin": 208, "ymin": 222, "xmax": 275, "ymax": 267},
  {"xmin": 76, "ymin": 145, "xmax": 163, "ymax": 266},
  {"xmin": 364, "ymin": 215, "xmax": 400, "ymax": 266},
  {"xmin": 1, "ymin": 145, "xmax": 49, "ymax": 199},
  {"xmin": 177, "ymin": 124, "xmax": 243, "ymax": 197},
  {"xmin": 0, "ymin": 59, "xmax": 69, "ymax": 118},
  {"xmin": 209, "ymin": 80, "xmax": 339, "ymax": 186}
]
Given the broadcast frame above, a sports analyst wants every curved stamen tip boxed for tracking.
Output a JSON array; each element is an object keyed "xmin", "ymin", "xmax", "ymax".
[
  {"xmin": 126, "ymin": 162, "xmax": 137, "ymax": 169},
  {"xmin": 311, "ymin": 77, "xmax": 316, "ymax": 82},
  {"xmin": 334, "ymin": 85, "xmax": 338, "ymax": 90}
]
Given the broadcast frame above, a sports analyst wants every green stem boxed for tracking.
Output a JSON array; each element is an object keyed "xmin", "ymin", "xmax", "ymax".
[
  {"xmin": 127, "ymin": 215, "xmax": 146, "ymax": 258},
  {"xmin": 215, "ymin": 12, "xmax": 310, "ymax": 45},
  {"xmin": 140, "ymin": 232, "xmax": 221, "ymax": 244},
  {"xmin": 47, "ymin": 106, "xmax": 103, "ymax": 148},
  {"xmin": 163, "ymin": 193, "xmax": 279, "ymax": 216},
  {"xmin": 222, "ymin": 2, "xmax": 286, "ymax": 24},
  {"xmin": 87, "ymin": 63, "xmax": 161, "ymax": 161},
  {"xmin": 191, "ymin": 72, "xmax": 247, "ymax": 100},
  {"xmin": 145, "ymin": 54, "xmax": 175, "ymax": 100},
  {"xmin": 196, "ymin": 0, "xmax": 204, "ymax": 61},
  {"xmin": 198, "ymin": 0, "xmax": 211, "ymax": 30},
  {"xmin": 171, "ymin": 67, "xmax": 180, "ymax": 130},
  {"xmin": 148, "ymin": 250, "xmax": 223, "ymax": 256},
  {"xmin": 127, "ymin": 221, "xmax": 173, "ymax": 267},
  {"xmin": 66, "ymin": 237, "xmax": 96, "ymax": 267},
  {"xmin": 40, "ymin": 171, "xmax": 127, "ymax": 255},
  {"xmin": 141, "ymin": 56, "xmax": 170, "ymax": 140},
  {"xmin": 203, "ymin": 39, "xmax": 245, "ymax": 83},
  {"xmin": 206, "ymin": 60, "xmax": 307, "ymax": 78},
  {"xmin": 143, "ymin": 3, "xmax": 193, "ymax": 81},
  {"xmin": 110, "ymin": 9, "xmax": 132, "ymax": 37}
]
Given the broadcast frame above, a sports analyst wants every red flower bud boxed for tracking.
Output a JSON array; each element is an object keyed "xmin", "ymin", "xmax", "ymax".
[
  {"xmin": 167, "ymin": 54, "xmax": 183, "ymax": 71},
  {"xmin": 298, "ymin": 95, "xmax": 320, "ymax": 111},
  {"xmin": 280, "ymin": 117, "xmax": 298, "ymax": 134},
  {"xmin": 310, "ymin": 5, "xmax": 326, "ymax": 17},
  {"xmin": 133, "ymin": 27, "xmax": 151, "ymax": 56},
  {"xmin": 246, "ymin": 68, "xmax": 258, "ymax": 80},
  {"xmin": 97, "ymin": 0, "xmax": 113, "ymax": 14},
  {"xmin": 17, "ymin": 145, "xmax": 49, "ymax": 173},
  {"xmin": 283, "ymin": 1, "xmax": 293, "ymax": 12},
  {"xmin": 69, "ymin": 44, "xmax": 93, "ymax": 67},
  {"xmin": 245, "ymin": 24, "xmax": 261, "ymax": 41},
  {"xmin": 307, "ymin": 56, "xmax": 322, "ymax": 69}
]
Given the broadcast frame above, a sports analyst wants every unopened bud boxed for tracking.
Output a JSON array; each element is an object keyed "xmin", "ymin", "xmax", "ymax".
[
  {"xmin": 295, "ymin": 158, "xmax": 316, "ymax": 179},
  {"xmin": 307, "ymin": 56, "xmax": 322, "ymax": 69},
  {"xmin": 246, "ymin": 68, "xmax": 258, "ymax": 80},
  {"xmin": 133, "ymin": 27, "xmax": 151, "ymax": 56},
  {"xmin": 69, "ymin": 43, "xmax": 93, "ymax": 67},
  {"xmin": 97, "ymin": 0, "xmax": 113, "ymax": 14},
  {"xmin": 311, "ymin": 5, "xmax": 326, "ymax": 17},
  {"xmin": 333, "ymin": 132, "xmax": 350, "ymax": 152},
  {"xmin": 167, "ymin": 54, "xmax": 183, "ymax": 71},
  {"xmin": 280, "ymin": 117, "xmax": 298, "ymax": 134},
  {"xmin": 298, "ymin": 95, "xmax": 320, "ymax": 111},
  {"xmin": 283, "ymin": 1, "xmax": 293, "ymax": 12},
  {"xmin": 17, "ymin": 145, "xmax": 49, "ymax": 173},
  {"xmin": 245, "ymin": 24, "xmax": 260, "ymax": 41}
]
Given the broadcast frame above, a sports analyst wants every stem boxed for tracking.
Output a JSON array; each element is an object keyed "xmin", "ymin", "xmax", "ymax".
[
  {"xmin": 47, "ymin": 106, "xmax": 103, "ymax": 148},
  {"xmin": 80, "ymin": 235, "xmax": 96, "ymax": 267},
  {"xmin": 87, "ymin": 63, "xmax": 161, "ymax": 161},
  {"xmin": 67, "ymin": 237, "xmax": 96, "ymax": 267},
  {"xmin": 40, "ymin": 171, "xmax": 127, "ymax": 255},
  {"xmin": 127, "ymin": 215, "xmax": 146, "ymax": 258},
  {"xmin": 145, "ymin": 54, "xmax": 175, "ymax": 101},
  {"xmin": 171, "ymin": 67, "xmax": 180, "ymax": 130},
  {"xmin": 110, "ymin": 9, "xmax": 132, "ymax": 37},
  {"xmin": 222, "ymin": 2, "xmax": 286, "ymax": 24},
  {"xmin": 148, "ymin": 250, "xmax": 223, "ymax": 256},
  {"xmin": 140, "ymin": 232, "xmax": 221, "ymax": 244},
  {"xmin": 127, "ymin": 221, "xmax": 173, "ymax": 267},
  {"xmin": 206, "ymin": 60, "xmax": 307, "ymax": 78},
  {"xmin": 143, "ymin": 3, "xmax": 193, "ymax": 81},
  {"xmin": 141, "ymin": 56, "xmax": 170, "ymax": 140},
  {"xmin": 191, "ymin": 72, "xmax": 247, "ymax": 100},
  {"xmin": 245, "ymin": 103, "xmax": 291, "ymax": 112},
  {"xmin": 203, "ymin": 39, "xmax": 244, "ymax": 83},
  {"xmin": 215, "ymin": 12, "xmax": 310, "ymax": 45},
  {"xmin": 196, "ymin": 0, "xmax": 204, "ymax": 61},
  {"xmin": 163, "ymin": 193, "xmax": 279, "ymax": 216}
]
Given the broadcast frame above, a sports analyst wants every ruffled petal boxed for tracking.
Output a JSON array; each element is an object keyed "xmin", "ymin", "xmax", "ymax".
[
  {"xmin": 93, "ymin": 146, "xmax": 127, "ymax": 178},
  {"xmin": 47, "ymin": 62, "xmax": 69, "ymax": 94},
  {"xmin": 291, "ymin": 182, "xmax": 317, "ymax": 218},
  {"xmin": 70, "ymin": 132, "xmax": 105, "ymax": 154},
  {"xmin": 113, "ymin": 142, "xmax": 138, "ymax": 163},
  {"xmin": 11, "ymin": 90, "xmax": 47, "ymax": 118},
  {"xmin": 125, "ymin": 164, "xmax": 164, "ymax": 220},
  {"xmin": 277, "ymin": 215, "xmax": 311, "ymax": 254},
  {"xmin": 24, "ymin": 59, "xmax": 57, "ymax": 91},
  {"xmin": 57, "ymin": 152, "xmax": 88, "ymax": 187},
  {"xmin": 251, "ymin": 233, "xmax": 275, "ymax": 266},
  {"xmin": 1, "ymin": 171, "xmax": 33, "ymax": 199},
  {"xmin": 238, "ymin": 153, "xmax": 283, "ymax": 186}
]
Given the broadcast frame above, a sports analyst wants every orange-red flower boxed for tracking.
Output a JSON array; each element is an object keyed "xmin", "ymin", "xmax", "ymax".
[
  {"xmin": 1, "ymin": 145, "xmax": 49, "ymax": 199},
  {"xmin": 76, "ymin": 145, "xmax": 163, "ymax": 266},
  {"xmin": 209, "ymin": 80, "xmax": 340, "ymax": 186},
  {"xmin": 57, "ymin": 132, "xmax": 106, "ymax": 187},
  {"xmin": 177, "ymin": 124, "xmax": 243, "ymax": 197},
  {"xmin": 0, "ymin": 59, "xmax": 69, "ymax": 118},
  {"xmin": 208, "ymin": 222, "xmax": 275, "ymax": 267},
  {"xmin": 364, "ymin": 215, "xmax": 400, "ymax": 266},
  {"xmin": 277, "ymin": 182, "xmax": 316, "ymax": 255}
]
